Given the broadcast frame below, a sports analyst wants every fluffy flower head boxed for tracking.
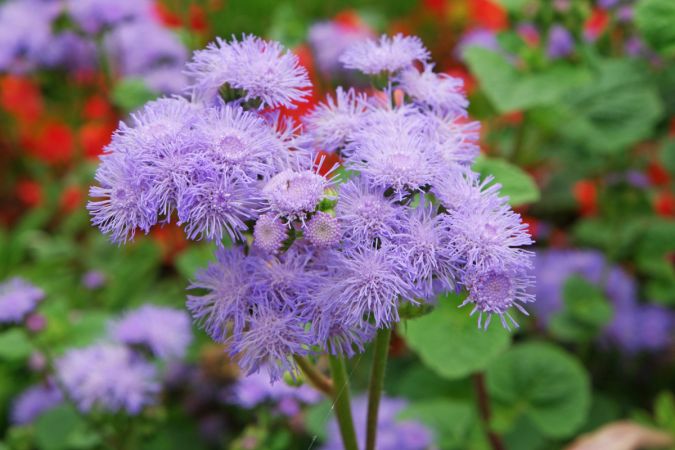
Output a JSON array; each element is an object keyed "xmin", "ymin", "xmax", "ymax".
[
  {"xmin": 0, "ymin": 277, "xmax": 45, "ymax": 324},
  {"xmin": 340, "ymin": 33, "xmax": 430, "ymax": 75}
]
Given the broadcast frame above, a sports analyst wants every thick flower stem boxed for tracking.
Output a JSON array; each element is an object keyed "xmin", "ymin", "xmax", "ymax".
[
  {"xmin": 473, "ymin": 373, "xmax": 506, "ymax": 450},
  {"xmin": 328, "ymin": 354, "xmax": 359, "ymax": 450},
  {"xmin": 293, "ymin": 355, "xmax": 334, "ymax": 396},
  {"xmin": 365, "ymin": 327, "xmax": 392, "ymax": 450}
]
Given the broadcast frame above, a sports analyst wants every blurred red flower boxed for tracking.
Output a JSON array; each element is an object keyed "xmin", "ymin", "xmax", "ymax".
[
  {"xmin": 83, "ymin": 95, "xmax": 115, "ymax": 121},
  {"xmin": 0, "ymin": 76, "xmax": 44, "ymax": 125},
  {"xmin": 16, "ymin": 180, "xmax": 42, "ymax": 207},
  {"xmin": 584, "ymin": 9, "xmax": 609, "ymax": 41},
  {"xmin": 647, "ymin": 162, "xmax": 670, "ymax": 186},
  {"xmin": 655, "ymin": 191, "xmax": 674, "ymax": 217},
  {"xmin": 23, "ymin": 120, "xmax": 75, "ymax": 165},
  {"xmin": 80, "ymin": 121, "xmax": 116, "ymax": 159},
  {"xmin": 573, "ymin": 180, "xmax": 598, "ymax": 216},
  {"xmin": 60, "ymin": 186, "xmax": 84, "ymax": 213},
  {"xmin": 468, "ymin": 0, "xmax": 507, "ymax": 31}
]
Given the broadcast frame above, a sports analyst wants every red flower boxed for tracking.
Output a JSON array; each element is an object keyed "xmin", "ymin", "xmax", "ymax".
[
  {"xmin": 189, "ymin": 5, "xmax": 209, "ymax": 33},
  {"xmin": 521, "ymin": 216, "xmax": 539, "ymax": 238},
  {"xmin": 334, "ymin": 10, "xmax": 364, "ymax": 30},
  {"xmin": 16, "ymin": 180, "xmax": 42, "ymax": 207},
  {"xmin": 153, "ymin": 2, "xmax": 182, "ymax": 28},
  {"xmin": 274, "ymin": 45, "xmax": 319, "ymax": 125},
  {"xmin": 423, "ymin": 0, "xmax": 448, "ymax": 16},
  {"xmin": 647, "ymin": 162, "xmax": 670, "ymax": 186},
  {"xmin": 584, "ymin": 9, "xmax": 609, "ymax": 41},
  {"xmin": 0, "ymin": 76, "xmax": 44, "ymax": 125},
  {"xmin": 79, "ymin": 121, "xmax": 116, "ymax": 159},
  {"xmin": 83, "ymin": 95, "xmax": 114, "ymax": 121},
  {"xmin": 654, "ymin": 191, "xmax": 675, "ymax": 217},
  {"xmin": 24, "ymin": 121, "xmax": 74, "ymax": 165},
  {"xmin": 573, "ymin": 180, "xmax": 598, "ymax": 216},
  {"xmin": 60, "ymin": 186, "xmax": 84, "ymax": 213},
  {"xmin": 316, "ymin": 151, "xmax": 342, "ymax": 177},
  {"xmin": 468, "ymin": 0, "xmax": 507, "ymax": 32}
]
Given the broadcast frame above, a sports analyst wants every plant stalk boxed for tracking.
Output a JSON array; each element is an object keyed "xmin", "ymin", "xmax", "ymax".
[
  {"xmin": 293, "ymin": 355, "xmax": 334, "ymax": 396},
  {"xmin": 473, "ymin": 372, "xmax": 506, "ymax": 450},
  {"xmin": 328, "ymin": 354, "xmax": 359, "ymax": 450},
  {"xmin": 365, "ymin": 327, "xmax": 392, "ymax": 450}
]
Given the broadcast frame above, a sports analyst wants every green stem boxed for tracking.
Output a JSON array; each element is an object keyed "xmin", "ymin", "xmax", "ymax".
[
  {"xmin": 293, "ymin": 355, "xmax": 334, "ymax": 396},
  {"xmin": 365, "ymin": 327, "xmax": 392, "ymax": 450},
  {"xmin": 473, "ymin": 373, "xmax": 506, "ymax": 450},
  {"xmin": 328, "ymin": 354, "xmax": 359, "ymax": 450},
  {"xmin": 510, "ymin": 113, "xmax": 529, "ymax": 164}
]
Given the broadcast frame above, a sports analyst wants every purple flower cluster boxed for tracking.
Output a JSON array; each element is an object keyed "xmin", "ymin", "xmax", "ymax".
[
  {"xmin": 89, "ymin": 33, "xmax": 534, "ymax": 382},
  {"xmin": 227, "ymin": 372, "xmax": 321, "ymax": 416},
  {"xmin": 534, "ymin": 249, "xmax": 674, "ymax": 353},
  {"xmin": 11, "ymin": 382, "xmax": 63, "ymax": 425},
  {"xmin": 322, "ymin": 395, "xmax": 432, "ymax": 450},
  {"xmin": 56, "ymin": 344, "xmax": 160, "ymax": 414},
  {"xmin": 0, "ymin": 277, "xmax": 45, "ymax": 324},
  {"xmin": 0, "ymin": 0, "xmax": 186, "ymax": 93},
  {"xmin": 110, "ymin": 305, "xmax": 193, "ymax": 360}
]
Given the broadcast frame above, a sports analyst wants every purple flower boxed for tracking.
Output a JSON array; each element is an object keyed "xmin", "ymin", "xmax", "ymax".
[
  {"xmin": 305, "ymin": 212, "xmax": 341, "ymax": 248},
  {"xmin": 443, "ymin": 174, "xmax": 533, "ymax": 271},
  {"xmin": 39, "ymin": 31, "xmax": 97, "ymax": 71},
  {"xmin": 56, "ymin": 344, "xmax": 159, "ymax": 414},
  {"xmin": 456, "ymin": 28, "xmax": 500, "ymax": 61},
  {"xmin": 345, "ymin": 106, "xmax": 434, "ymax": 198},
  {"xmin": 319, "ymin": 246, "xmax": 415, "ymax": 328},
  {"xmin": 229, "ymin": 305, "xmax": 310, "ymax": 382},
  {"xmin": 193, "ymin": 104, "xmax": 287, "ymax": 180},
  {"xmin": 82, "ymin": 270, "xmax": 106, "ymax": 289},
  {"xmin": 88, "ymin": 152, "xmax": 158, "ymax": 243},
  {"xmin": 322, "ymin": 395, "xmax": 433, "ymax": 450},
  {"xmin": 396, "ymin": 200, "xmax": 458, "ymax": 299},
  {"xmin": 187, "ymin": 247, "xmax": 254, "ymax": 340},
  {"xmin": 606, "ymin": 301, "xmax": 674, "ymax": 353},
  {"xmin": 262, "ymin": 167, "xmax": 335, "ymax": 223},
  {"xmin": 253, "ymin": 213, "xmax": 288, "ymax": 254},
  {"xmin": 0, "ymin": 0, "xmax": 54, "ymax": 73},
  {"xmin": 104, "ymin": 21, "xmax": 188, "ymax": 94},
  {"xmin": 11, "ymin": 383, "xmax": 63, "ymax": 425},
  {"xmin": 0, "ymin": 277, "xmax": 45, "ymax": 324},
  {"xmin": 460, "ymin": 265, "xmax": 535, "ymax": 329},
  {"xmin": 335, "ymin": 177, "xmax": 403, "ymax": 244},
  {"xmin": 302, "ymin": 87, "xmax": 368, "ymax": 153},
  {"xmin": 395, "ymin": 64, "xmax": 468, "ymax": 116},
  {"xmin": 340, "ymin": 33, "xmax": 430, "ymax": 75},
  {"xmin": 177, "ymin": 170, "xmax": 262, "ymax": 244},
  {"xmin": 228, "ymin": 372, "xmax": 320, "ymax": 415},
  {"xmin": 67, "ymin": 0, "xmax": 153, "ymax": 34},
  {"xmin": 308, "ymin": 20, "xmax": 374, "ymax": 75},
  {"xmin": 422, "ymin": 112, "xmax": 480, "ymax": 168},
  {"xmin": 110, "ymin": 305, "xmax": 193, "ymax": 359},
  {"xmin": 186, "ymin": 35, "xmax": 311, "ymax": 109},
  {"xmin": 547, "ymin": 25, "xmax": 574, "ymax": 59},
  {"xmin": 248, "ymin": 249, "xmax": 319, "ymax": 308}
]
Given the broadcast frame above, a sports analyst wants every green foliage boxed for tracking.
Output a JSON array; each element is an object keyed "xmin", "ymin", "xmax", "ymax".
[
  {"xmin": 111, "ymin": 78, "xmax": 159, "ymax": 113},
  {"xmin": 661, "ymin": 139, "xmax": 675, "ymax": 176},
  {"xmin": 549, "ymin": 59, "xmax": 663, "ymax": 153},
  {"xmin": 635, "ymin": 0, "xmax": 675, "ymax": 57},
  {"xmin": 401, "ymin": 293, "xmax": 511, "ymax": 380},
  {"xmin": 464, "ymin": 47, "xmax": 591, "ymax": 113},
  {"xmin": 473, "ymin": 156, "xmax": 540, "ymax": 206},
  {"xmin": 549, "ymin": 276, "xmax": 613, "ymax": 342},
  {"xmin": 487, "ymin": 342, "xmax": 591, "ymax": 439},
  {"xmin": 34, "ymin": 405, "xmax": 87, "ymax": 450},
  {"xmin": 0, "ymin": 329, "xmax": 33, "ymax": 362},
  {"xmin": 400, "ymin": 400, "xmax": 475, "ymax": 449}
]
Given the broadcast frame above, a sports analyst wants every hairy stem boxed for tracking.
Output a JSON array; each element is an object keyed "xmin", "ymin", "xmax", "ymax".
[
  {"xmin": 473, "ymin": 373, "xmax": 506, "ymax": 450},
  {"xmin": 365, "ymin": 327, "xmax": 392, "ymax": 450},
  {"xmin": 293, "ymin": 355, "xmax": 334, "ymax": 396},
  {"xmin": 328, "ymin": 354, "xmax": 359, "ymax": 450}
]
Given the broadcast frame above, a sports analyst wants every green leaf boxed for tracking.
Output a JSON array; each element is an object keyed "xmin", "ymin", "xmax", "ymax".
[
  {"xmin": 0, "ymin": 329, "xmax": 33, "ymax": 362},
  {"xmin": 111, "ymin": 78, "xmax": 159, "ymax": 113},
  {"xmin": 552, "ymin": 59, "xmax": 663, "ymax": 153},
  {"xmin": 400, "ymin": 400, "xmax": 475, "ymax": 449},
  {"xmin": 635, "ymin": 0, "xmax": 675, "ymax": 57},
  {"xmin": 495, "ymin": 0, "xmax": 532, "ymax": 13},
  {"xmin": 401, "ymin": 293, "xmax": 511, "ymax": 380},
  {"xmin": 486, "ymin": 342, "xmax": 591, "ymax": 438},
  {"xmin": 465, "ymin": 48, "xmax": 590, "ymax": 113},
  {"xmin": 654, "ymin": 391, "xmax": 675, "ymax": 431},
  {"xmin": 175, "ymin": 243, "xmax": 217, "ymax": 279},
  {"xmin": 549, "ymin": 276, "xmax": 613, "ymax": 342},
  {"xmin": 34, "ymin": 405, "xmax": 84, "ymax": 450},
  {"xmin": 473, "ymin": 156, "xmax": 540, "ymax": 206},
  {"xmin": 661, "ymin": 139, "xmax": 675, "ymax": 176}
]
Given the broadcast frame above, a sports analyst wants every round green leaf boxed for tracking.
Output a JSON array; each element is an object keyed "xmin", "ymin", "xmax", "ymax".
[
  {"xmin": 635, "ymin": 0, "xmax": 675, "ymax": 57},
  {"xmin": 401, "ymin": 294, "xmax": 511, "ymax": 380},
  {"xmin": 486, "ymin": 342, "xmax": 591, "ymax": 438},
  {"xmin": 473, "ymin": 157, "xmax": 540, "ymax": 206}
]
